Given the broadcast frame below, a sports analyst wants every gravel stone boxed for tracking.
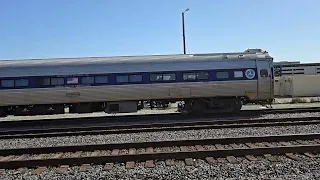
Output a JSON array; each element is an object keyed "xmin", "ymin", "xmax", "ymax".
[
  {"xmin": 252, "ymin": 112, "xmax": 320, "ymax": 119},
  {"xmin": 2, "ymin": 157, "xmax": 319, "ymax": 179},
  {"xmin": 154, "ymin": 146, "xmax": 180, "ymax": 153},
  {"xmin": 0, "ymin": 114, "xmax": 320, "ymax": 150},
  {"xmin": 24, "ymin": 154, "xmax": 52, "ymax": 160},
  {"xmin": 230, "ymin": 143, "xmax": 248, "ymax": 149},
  {"xmin": 81, "ymin": 151, "xmax": 95, "ymax": 157},
  {"xmin": 136, "ymin": 148, "xmax": 145, "ymax": 154},
  {"xmin": 266, "ymin": 141, "xmax": 283, "ymax": 147},
  {"xmin": 119, "ymin": 149, "xmax": 128, "ymax": 155},
  {"xmin": 286, "ymin": 140, "xmax": 302, "ymax": 145},
  {"xmin": 203, "ymin": 145, "xmax": 216, "ymax": 150},
  {"xmin": 0, "ymin": 107, "xmax": 320, "ymax": 179}
]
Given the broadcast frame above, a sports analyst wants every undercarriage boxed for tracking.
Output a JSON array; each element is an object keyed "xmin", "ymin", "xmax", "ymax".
[{"xmin": 177, "ymin": 97, "xmax": 245, "ymax": 115}]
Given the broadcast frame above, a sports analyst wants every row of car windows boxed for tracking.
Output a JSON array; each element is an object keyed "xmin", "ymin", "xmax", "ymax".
[
  {"xmin": 0, "ymin": 79, "xmax": 29, "ymax": 88},
  {"xmin": 0, "ymin": 70, "xmax": 269, "ymax": 87}
]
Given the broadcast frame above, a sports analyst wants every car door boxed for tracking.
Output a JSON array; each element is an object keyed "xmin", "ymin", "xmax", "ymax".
[{"xmin": 256, "ymin": 59, "xmax": 274, "ymax": 100}]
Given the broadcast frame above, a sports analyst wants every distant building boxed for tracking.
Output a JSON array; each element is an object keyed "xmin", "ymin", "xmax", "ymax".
[
  {"xmin": 273, "ymin": 61, "xmax": 320, "ymax": 77},
  {"xmin": 273, "ymin": 61, "xmax": 301, "ymax": 66}
]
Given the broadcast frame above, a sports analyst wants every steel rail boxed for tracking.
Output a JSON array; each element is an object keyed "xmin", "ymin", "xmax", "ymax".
[
  {"xmin": 1, "ymin": 133, "xmax": 319, "ymax": 156},
  {"xmin": 0, "ymin": 133, "xmax": 319, "ymax": 169},
  {"xmin": 1, "ymin": 107, "xmax": 320, "ymax": 129},
  {"xmin": 0, "ymin": 116, "xmax": 320, "ymax": 139},
  {"xmin": 1, "ymin": 144, "xmax": 319, "ymax": 169}
]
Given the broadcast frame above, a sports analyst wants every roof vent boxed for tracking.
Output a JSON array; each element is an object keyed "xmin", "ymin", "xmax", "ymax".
[
  {"xmin": 245, "ymin": 49, "xmax": 263, "ymax": 53},
  {"xmin": 222, "ymin": 55, "xmax": 228, "ymax": 59}
]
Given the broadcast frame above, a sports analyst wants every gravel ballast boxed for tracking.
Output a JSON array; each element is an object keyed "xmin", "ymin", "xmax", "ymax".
[
  {"xmin": 1, "ymin": 112, "xmax": 320, "ymax": 150},
  {"xmin": 1, "ymin": 111, "xmax": 320, "ymax": 179},
  {"xmin": 1, "ymin": 156, "xmax": 320, "ymax": 179}
]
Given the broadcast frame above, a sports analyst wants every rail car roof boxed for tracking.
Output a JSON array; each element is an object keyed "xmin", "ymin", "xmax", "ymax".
[{"xmin": 0, "ymin": 49, "xmax": 272, "ymax": 68}]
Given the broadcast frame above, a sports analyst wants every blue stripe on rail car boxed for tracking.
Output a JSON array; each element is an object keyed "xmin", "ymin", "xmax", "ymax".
[{"xmin": 0, "ymin": 68, "xmax": 259, "ymax": 90}]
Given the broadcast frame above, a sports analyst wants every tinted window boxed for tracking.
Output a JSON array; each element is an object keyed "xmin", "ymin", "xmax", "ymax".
[
  {"xmin": 15, "ymin": 79, "xmax": 29, "ymax": 87},
  {"xmin": 81, "ymin": 76, "xmax": 94, "ymax": 84},
  {"xmin": 1, "ymin": 80, "xmax": 14, "ymax": 87},
  {"xmin": 196, "ymin": 72, "xmax": 209, "ymax": 80},
  {"xmin": 51, "ymin": 78, "xmax": 64, "ymax": 85},
  {"xmin": 183, "ymin": 73, "xmax": 196, "ymax": 80},
  {"xmin": 183, "ymin": 72, "xmax": 209, "ymax": 81},
  {"xmin": 129, "ymin": 74, "xmax": 142, "ymax": 82},
  {"xmin": 67, "ymin": 77, "xmax": 79, "ymax": 84},
  {"xmin": 234, "ymin": 71, "xmax": 243, "ymax": 78},
  {"xmin": 150, "ymin": 74, "xmax": 163, "ymax": 81},
  {"xmin": 40, "ymin": 78, "xmax": 51, "ymax": 86},
  {"xmin": 216, "ymin": 72, "xmax": 229, "ymax": 79},
  {"xmin": 95, "ymin": 76, "xmax": 108, "ymax": 84},
  {"xmin": 163, "ymin": 73, "xmax": 176, "ymax": 81},
  {"xmin": 260, "ymin": 69, "xmax": 269, "ymax": 77},
  {"xmin": 116, "ymin": 75, "xmax": 129, "ymax": 83}
]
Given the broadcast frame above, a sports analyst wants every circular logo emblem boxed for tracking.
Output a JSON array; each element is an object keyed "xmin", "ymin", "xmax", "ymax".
[{"xmin": 245, "ymin": 69, "xmax": 255, "ymax": 79}]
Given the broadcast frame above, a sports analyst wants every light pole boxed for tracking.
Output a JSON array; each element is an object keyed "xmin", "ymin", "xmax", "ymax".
[{"xmin": 182, "ymin": 8, "xmax": 189, "ymax": 54}]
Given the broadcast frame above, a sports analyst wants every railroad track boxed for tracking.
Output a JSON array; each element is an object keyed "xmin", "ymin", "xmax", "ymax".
[
  {"xmin": 1, "ymin": 116, "xmax": 320, "ymax": 139},
  {"xmin": 0, "ymin": 133, "xmax": 319, "ymax": 173},
  {"xmin": 1, "ymin": 106, "xmax": 320, "ymax": 131}
]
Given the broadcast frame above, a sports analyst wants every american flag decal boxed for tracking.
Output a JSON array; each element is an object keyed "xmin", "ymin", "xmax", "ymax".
[{"xmin": 67, "ymin": 77, "xmax": 79, "ymax": 84}]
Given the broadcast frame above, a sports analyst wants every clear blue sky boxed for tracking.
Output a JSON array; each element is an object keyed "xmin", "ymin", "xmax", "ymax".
[{"xmin": 0, "ymin": 0, "xmax": 319, "ymax": 63}]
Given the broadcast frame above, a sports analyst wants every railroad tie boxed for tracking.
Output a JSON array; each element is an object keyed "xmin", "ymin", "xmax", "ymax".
[
  {"xmin": 246, "ymin": 142, "xmax": 279, "ymax": 162},
  {"xmin": 180, "ymin": 146, "xmax": 194, "ymax": 166},
  {"xmin": 126, "ymin": 148, "xmax": 137, "ymax": 169},
  {"xmin": 162, "ymin": 146, "xmax": 175, "ymax": 166},
  {"xmin": 165, "ymin": 159, "xmax": 175, "ymax": 166},
  {"xmin": 17, "ymin": 168, "xmax": 27, "ymax": 174},
  {"xmin": 260, "ymin": 142, "xmax": 283, "ymax": 162},
  {"xmin": 303, "ymin": 153, "xmax": 317, "ymax": 158},
  {"xmin": 13, "ymin": 154, "xmax": 29, "ymax": 161},
  {"xmin": 33, "ymin": 154, "xmax": 47, "ymax": 160},
  {"xmin": 56, "ymin": 165, "xmax": 69, "ymax": 174},
  {"xmin": 79, "ymin": 164, "xmax": 91, "ymax": 172},
  {"xmin": 295, "ymin": 140, "xmax": 306, "ymax": 144},
  {"xmin": 314, "ymin": 139, "xmax": 320, "ymax": 144},
  {"xmin": 0, "ymin": 155, "xmax": 15, "ymax": 162},
  {"xmin": 33, "ymin": 167, "xmax": 47, "ymax": 175},
  {"xmin": 279, "ymin": 141, "xmax": 301, "ymax": 161},
  {"xmin": 71, "ymin": 151, "xmax": 82, "ymax": 158},
  {"xmin": 229, "ymin": 143, "xmax": 257, "ymax": 161},
  {"xmin": 195, "ymin": 145, "xmax": 217, "ymax": 164},
  {"xmin": 52, "ymin": 153, "xmax": 64, "ymax": 159},
  {"xmin": 111, "ymin": 149, "xmax": 120, "ymax": 156},
  {"xmin": 215, "ymin": 144, "xmax": 238, "ymax": 164},
  {"xmin": 145, "ymin": 147, "xmax": 155, "ymax": 168},
  {"xmin": 90, "ymin": 151, "xmax": 100, "ymax": 157},
  {"xmin": 106, "ymin": 149, "xmax": 120, "ymax": 169},
  {"xmin": 295, "ymin": 141, "xmax": 318, "ymax": 158},
  {"xmin": 104, "ymin": 163, "xmax": 114, "ymax": 170},
  {"xmin": 125, "ymin": 161, "xmax": 135, "ymax": 169}
]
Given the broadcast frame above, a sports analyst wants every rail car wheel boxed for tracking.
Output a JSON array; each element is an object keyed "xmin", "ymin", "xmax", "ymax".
[
  {"xmin": 231, "ymin": 98, "xmax": 243, "ymax": 112},
  {"xmin": 0, "ymin": 108, "xmax": 7, "ymax": 117},
  {"xmin": 191, "ymin": 100, "xmax": 206, "ymax": 114}
]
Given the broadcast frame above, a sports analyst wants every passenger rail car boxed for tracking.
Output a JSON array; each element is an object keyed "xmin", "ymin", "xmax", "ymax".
[{"xmin": 0, "ymin": 49, "xmax": 274, "ymax": 116}]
